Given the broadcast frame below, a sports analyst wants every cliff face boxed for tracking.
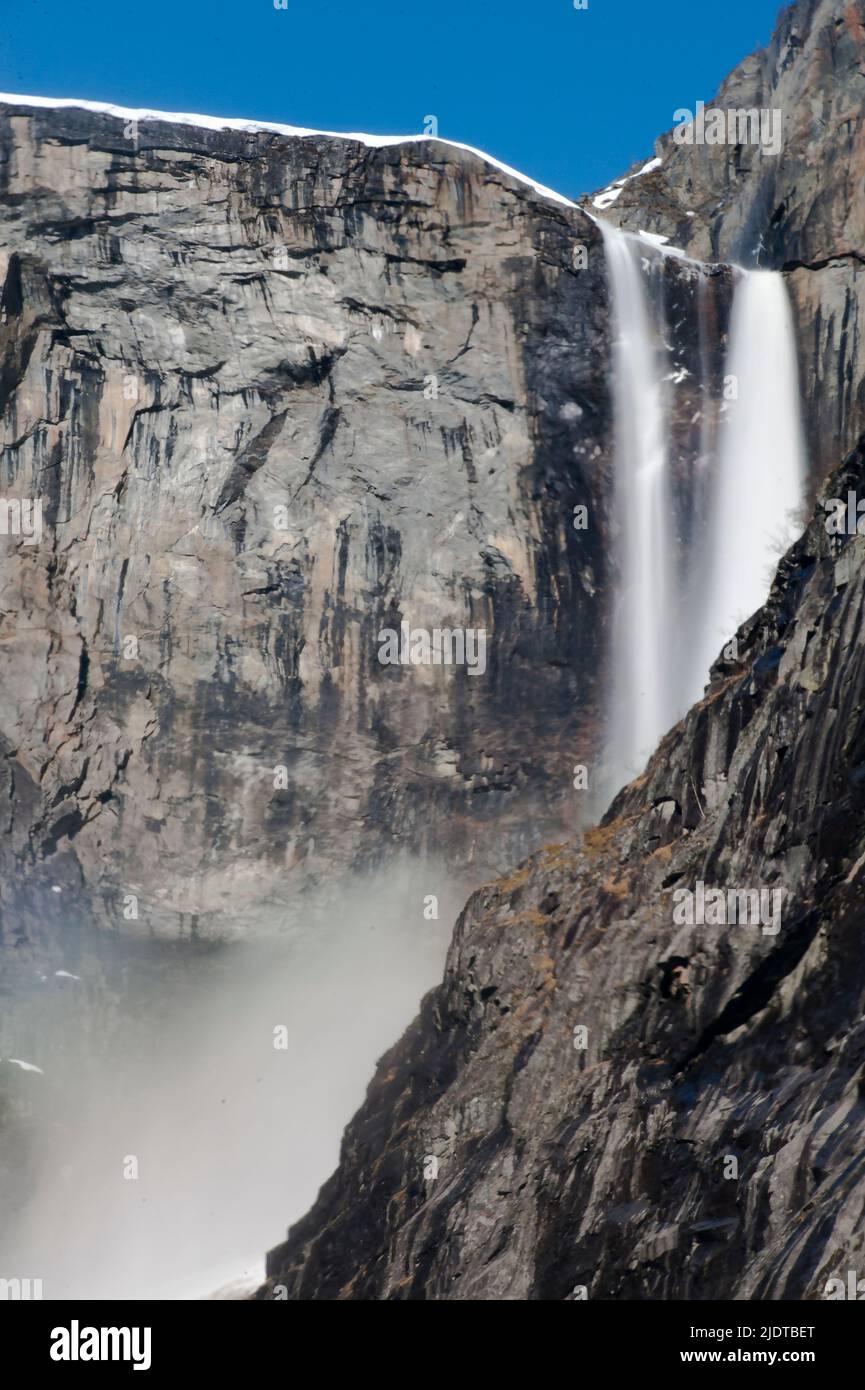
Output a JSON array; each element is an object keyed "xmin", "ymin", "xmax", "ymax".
[
  {"xmin": 0, "ymin": 98, "xmax": 740, "ymax": 943},
  {"xmin": 261, "ymin": 0, "xmax": 865, "ymax": 1300},
  {"xmin": 0, "ymin": 103, "xmax": 615, "ymax": 940},
  {"xmin": 263, "ymin": 422, "xmax": 865, "ymax": 1303}
]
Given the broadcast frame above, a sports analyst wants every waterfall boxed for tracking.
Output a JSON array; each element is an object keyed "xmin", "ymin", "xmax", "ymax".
[
  {"xmin": 600, "ymin": 222, "xmax": 675, "ymax": 794},
  {"xmin": 599, "ymin": 230, "xmax": 807, "ymax": 803},
  {"xmin": 690, "ymin": 269, "xmax": 807, "ymax": 687}
]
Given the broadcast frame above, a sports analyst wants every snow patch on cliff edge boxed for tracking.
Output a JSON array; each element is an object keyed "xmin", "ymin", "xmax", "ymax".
[{"xmin": 0, "ymin": 91, "xmax": 582, "ymax": 212}]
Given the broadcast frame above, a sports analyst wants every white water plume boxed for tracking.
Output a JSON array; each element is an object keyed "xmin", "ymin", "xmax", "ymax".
[
  {"xmin": 690, "ymin": 268, "xmax": 807, "ymax": 687},
  {"xmin": 599, "ymin": 229, "xmax": 806, "ymax": 803},
  {"xmin": 600, "ymin": 223, "xmax": 675, "ymax": 793}
]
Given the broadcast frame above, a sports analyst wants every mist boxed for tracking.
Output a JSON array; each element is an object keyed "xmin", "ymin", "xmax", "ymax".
[{"xmin": 0, "ymin": 861, "xmax": 463, "ymax": 1300}]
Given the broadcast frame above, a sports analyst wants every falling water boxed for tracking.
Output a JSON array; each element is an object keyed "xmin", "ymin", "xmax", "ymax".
[
  {"xmin": 600, "ymin": 223, "xmax": 675, "ymax": 794},
  {"xmin": 691, "ymin": 269, "xmax": 807, "ymax": 687},
  {"xmin": 599, "ymin": 230, "xmax": 806, "ymax": 803}
]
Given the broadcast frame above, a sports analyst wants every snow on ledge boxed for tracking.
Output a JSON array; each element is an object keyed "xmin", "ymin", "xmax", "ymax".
[
  {"xmin": 592, "ymin": 183, "xmax": 625, "ymax": 210},
  {"xmin": 0, "ymin": 91, "xmax": 582, "ymax": 213},
  {"xmin": 591, "ymin": 154, "xmax": 664, "ymax": 210},
  {"xmin": 637, "ymin": 229, "xmax": 675, "ymax": 250}
]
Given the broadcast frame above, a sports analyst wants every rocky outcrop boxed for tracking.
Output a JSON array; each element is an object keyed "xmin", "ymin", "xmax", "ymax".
[{"xmin": 261, "ymin": 424, "xmax": 865, "ymax": 1301}]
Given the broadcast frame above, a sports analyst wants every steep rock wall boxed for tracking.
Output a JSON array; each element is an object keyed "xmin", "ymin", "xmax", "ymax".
[{"xmin": 0, "ymin": 103, "xmax": 615, "ymax": 939}]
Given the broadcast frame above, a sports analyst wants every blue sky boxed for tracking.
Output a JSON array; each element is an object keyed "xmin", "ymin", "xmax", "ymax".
[{"xmin": 0, "ymin": 0, "xmax": 786, "ymax": 198}]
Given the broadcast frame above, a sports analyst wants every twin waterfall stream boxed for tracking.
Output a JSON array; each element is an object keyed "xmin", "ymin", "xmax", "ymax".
[{"xmin": 599, "ymin": 223, "xmax": 808, "ymax": 800}]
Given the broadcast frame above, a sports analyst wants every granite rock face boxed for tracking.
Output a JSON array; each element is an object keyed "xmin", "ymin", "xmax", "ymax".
[{"xmin": 0, "ymin": 102, "xmax": 619, "ymax": 940}]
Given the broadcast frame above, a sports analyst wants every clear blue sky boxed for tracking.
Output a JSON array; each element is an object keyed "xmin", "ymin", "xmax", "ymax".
[{"xmin": 0, "ymin": 0, "xmax": 787, "ymax": 199}]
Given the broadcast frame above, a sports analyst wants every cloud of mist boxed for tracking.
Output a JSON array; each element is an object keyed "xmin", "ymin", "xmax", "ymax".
[{"xmin": 0, "ymin": 860, "xmax": 463, "ymax": 1300}]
